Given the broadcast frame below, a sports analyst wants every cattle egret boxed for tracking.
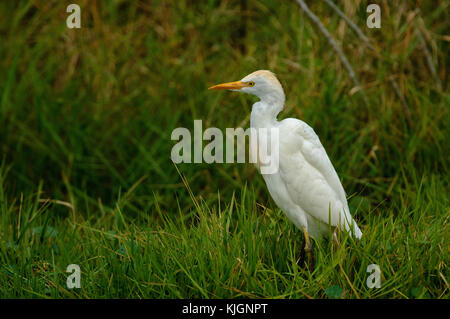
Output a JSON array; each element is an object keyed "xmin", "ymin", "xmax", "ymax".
[{"xmin": 209, "ymin": 70, "xmax": 362, "ymax": 268}]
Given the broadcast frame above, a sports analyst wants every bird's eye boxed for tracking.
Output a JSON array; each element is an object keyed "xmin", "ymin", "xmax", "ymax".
[{"xmin": 248, "ymin": 81, "xmax": 255, "ymax": 87}]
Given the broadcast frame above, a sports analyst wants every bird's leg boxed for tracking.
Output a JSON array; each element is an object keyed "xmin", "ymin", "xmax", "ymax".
[
  {"xmin": 302, "ymin": 227, "xmax": 314, "ymax": 271},
  {"xmin": 296, "ymin": 237, "xmax": 306, "ymax": 266},
  {"xmin": 332, "ymin": 228, "xmax": 340, "ymax": 247},
  {"xmin": 330, "ymin": 228, "xmax": 340, "ymax": 259}
]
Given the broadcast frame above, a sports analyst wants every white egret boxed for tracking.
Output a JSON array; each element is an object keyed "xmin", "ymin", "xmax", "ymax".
[{"xmin": 209, "ymin": 70, "xmax": 362, "ymax": 268}]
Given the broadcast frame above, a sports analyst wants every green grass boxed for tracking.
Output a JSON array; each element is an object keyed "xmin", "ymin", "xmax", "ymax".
[{"xmin": 0, "ymin": 0, "xmax": 448, "ymax": 298}]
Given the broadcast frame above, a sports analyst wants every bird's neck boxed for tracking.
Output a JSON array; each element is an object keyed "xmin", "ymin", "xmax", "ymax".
[{"xmin": 250, "ymin": 91, "xmax": 285, "ymax": 129}]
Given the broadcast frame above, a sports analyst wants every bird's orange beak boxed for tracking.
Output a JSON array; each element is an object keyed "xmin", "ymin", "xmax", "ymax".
[{"xmin": 208, "ymin": 80, "xmax": 248, "ymax": 90}]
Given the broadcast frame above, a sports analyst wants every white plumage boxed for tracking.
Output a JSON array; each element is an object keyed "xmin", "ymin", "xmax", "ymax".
[{"xmin": 209, "ymin": 70, "xmax": 362, "ymax": 246}]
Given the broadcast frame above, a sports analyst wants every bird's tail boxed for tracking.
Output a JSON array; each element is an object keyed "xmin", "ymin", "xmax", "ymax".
[
  {"xmin": 342, "ymin": 209, "xmax": 363, "ymax": 239},
  {"xmin": 351, "ymin": 222, "xmax": 363, "ymax": 240}
]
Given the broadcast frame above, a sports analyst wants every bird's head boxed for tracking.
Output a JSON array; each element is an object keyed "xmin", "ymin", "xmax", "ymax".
[{"xmin": 208, "ymin": 70, "xmax": 285, "ymax": 106}]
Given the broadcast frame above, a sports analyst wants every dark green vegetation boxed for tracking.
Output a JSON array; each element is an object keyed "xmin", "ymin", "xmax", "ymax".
[{"xmin": 0, "ymin": 0, "xmax": 448, "ymax": 298}]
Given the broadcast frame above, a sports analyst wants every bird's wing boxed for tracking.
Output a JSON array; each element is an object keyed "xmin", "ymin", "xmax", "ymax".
[
  {"xmin": 295, "ymin": 119, "xmax": 348, "ymax": 206},
  {"xmin": 278, "ymin": 118, "xmax": 358, "ymax": 233}
]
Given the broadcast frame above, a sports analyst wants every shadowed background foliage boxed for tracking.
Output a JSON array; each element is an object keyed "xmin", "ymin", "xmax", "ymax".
[{"xmin": 0, "ymin": 0, "xmax": 448, "ymax": 298}]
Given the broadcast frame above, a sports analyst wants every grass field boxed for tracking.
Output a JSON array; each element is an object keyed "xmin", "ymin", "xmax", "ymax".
[{"xmin": 0, "ymin": 0, "xmax": 448, "ymax": 298}]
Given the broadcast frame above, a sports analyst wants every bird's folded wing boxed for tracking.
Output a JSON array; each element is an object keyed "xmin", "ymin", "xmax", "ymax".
[
  {"xmin": 277, "ymin": 119, "xmax": 362, "ymax": 237},
  {"xmin": 278, "ymin": 119, "xmax": 352, "ymax": 225},
  {"xmin": 294, "ymin": 122, "xmax": 348, "ymax": 208}
]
